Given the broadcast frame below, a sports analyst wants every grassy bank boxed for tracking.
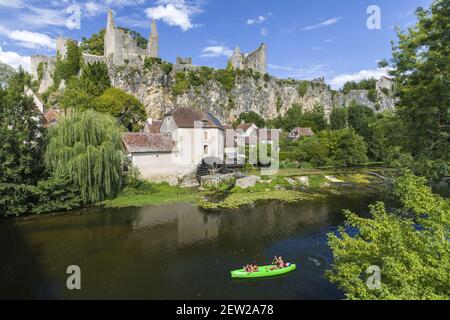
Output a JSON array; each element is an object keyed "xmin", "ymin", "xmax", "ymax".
[
  {"xmin": 100, "ymin": 169, "xmax": 388, "ymax": 210},
  {"xmin": 196, "ymin": 171, "xmax": 386, "ymax": 210},
  {"xmin": 100, "ymin": 182, "xmax": 197, "ymax": 208}
]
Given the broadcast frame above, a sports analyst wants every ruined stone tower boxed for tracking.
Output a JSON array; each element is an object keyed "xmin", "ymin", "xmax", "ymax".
[
  {"xmin": 229, "ymin": 43, "xmax": 267, "ymax": 74},
  {"xmin": 104, "ymin": 9, "xmax": 150, "ymax": 66},
  {"xmin": 148, "ymin": 19, "xmax": 159, "ymax": 58}
]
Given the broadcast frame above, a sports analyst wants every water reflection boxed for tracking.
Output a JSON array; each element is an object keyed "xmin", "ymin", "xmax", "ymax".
[{"xmin": 0, "ymin": 193, "xmax": 379, "ymax": 299}]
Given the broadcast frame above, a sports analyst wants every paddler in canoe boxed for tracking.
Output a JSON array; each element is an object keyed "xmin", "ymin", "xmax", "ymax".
[
  {"xmin": 243, "ymin": 262, "xmax": 259, "ymax": 273},
  {"xmin": 271, "ymin": 256, "xmax": 289, "ymax": 270},
  {"xmin": 231, "ymin": 257, "xmax": 296, "ymax": 278}
]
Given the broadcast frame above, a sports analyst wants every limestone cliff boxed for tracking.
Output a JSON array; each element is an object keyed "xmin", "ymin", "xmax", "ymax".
[{"xmin": 109, "ymin": 62, "xmax": 396, "ymax": 123}]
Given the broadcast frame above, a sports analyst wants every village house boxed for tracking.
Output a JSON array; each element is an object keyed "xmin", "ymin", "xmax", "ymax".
[
  {"xmin": 123, "ymin": 107, "xmax": 225, "ymax": 183},
  {"xmin": 288, "ymin": 127, "xmax": 315, "ymax": 141}
]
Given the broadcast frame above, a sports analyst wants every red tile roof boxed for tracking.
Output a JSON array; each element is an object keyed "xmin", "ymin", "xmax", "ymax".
[
  {"xmin": 166, "ymin": 107, "xmax": 223, "ymax": 129},
  {"xmin": 122, "ymin": 133, "xmax": 174, "ymax": 153},
  {"xmin": 144, "ymin": 120, "xmax": 162, "ymax": 133}
]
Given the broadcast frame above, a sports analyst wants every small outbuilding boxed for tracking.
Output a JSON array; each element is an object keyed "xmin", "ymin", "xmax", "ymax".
[{"xmin": 288, "ymin": 127, "xmax": 315, "ymax": 141}]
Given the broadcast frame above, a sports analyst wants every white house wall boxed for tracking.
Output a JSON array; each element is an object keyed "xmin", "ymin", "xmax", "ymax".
[{"xmin": 131, "ymin": 152, "xmax": 181, "ymax": 183}]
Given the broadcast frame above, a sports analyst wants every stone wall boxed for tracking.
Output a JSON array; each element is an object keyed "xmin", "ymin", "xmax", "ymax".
[{"xmin": 229, "ymin": 44, "xmax": 267, "ymax": 74}]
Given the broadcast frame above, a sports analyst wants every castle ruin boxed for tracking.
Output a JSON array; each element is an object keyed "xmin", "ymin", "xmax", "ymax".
[
  {"xmin": 229, "ymin": 44, "xmax": 267, "ymax": 74},
  {"xmin": 30, "ymin": 9, "xmax": 159, "ymax": 93}
]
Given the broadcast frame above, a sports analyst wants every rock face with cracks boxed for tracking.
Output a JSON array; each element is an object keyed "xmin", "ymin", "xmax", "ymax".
[{"xmin": 109, "ymin": 63, "xmax": 396, "ymax": 124}]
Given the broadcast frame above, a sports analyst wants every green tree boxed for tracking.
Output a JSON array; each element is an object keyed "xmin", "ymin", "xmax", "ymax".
[
  {"xmin": 367, "ymin": 111, "xmax": 405, "ymax": 161},
  {"xmin": 0, "ymin": 68, "xmax": 44, "ymax": 184},
  {"xmin": 327, "ymin": 173, "xmax": 450, "ymax": 300},
  {"xmin": 93, "ymin": 87, "xmax": 146, "ymax": 132},
  {"xmin": 299, "ymin": 104, "xmax": 328, "ymax": 132},
  {"xmin": 318, "ymin": 129, "xmax": 368, "ymax": 167},
  {"xmin": 59, "ymin": 62, "xmax": 111, "ymax": 112},
  {"xmin": 347, "ymin": 102, "xmax": 375, "ymax": 141},
  {"xmin": 390, "ymin": 0, "xmax": 450, "ymax": 161},
  {"xmin": 45, "ymin": 110, "xmax": 124, "ymax": 204},
  {"xmin": 234, "ymin": 111, "xmax": 266, "ymax": 128},
  {"xmin": 80, "ymin": 29, "xmax": 106, "ymax": 56},
  {"xmin": 53, "ymin": 40, "xmax": 81, "ymax": 87},
  {"xmin": 330, "ymin": 107, "xmax": 348, "ymax": 130}
]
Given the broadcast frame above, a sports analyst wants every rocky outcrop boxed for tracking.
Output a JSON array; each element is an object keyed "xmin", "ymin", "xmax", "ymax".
[{"xmin": 109, "ymin": 63, "xmax": 396, "ymax": 123}]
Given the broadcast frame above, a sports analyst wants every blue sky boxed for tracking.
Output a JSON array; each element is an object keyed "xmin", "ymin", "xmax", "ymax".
[{"xmin": 0, "ymin": 0, "xmax": 433, "ymax": 88}]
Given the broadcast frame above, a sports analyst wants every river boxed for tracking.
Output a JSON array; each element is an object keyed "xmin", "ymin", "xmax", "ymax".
[{"xmin": 0, "ymin": 192, "xmax": 381, "ymax": 300}]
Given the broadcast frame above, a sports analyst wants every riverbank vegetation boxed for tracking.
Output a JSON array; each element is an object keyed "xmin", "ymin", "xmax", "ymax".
[
  {"xmin": 101, "ymin": 173, "xmax": 197, "ymax": 208},
  {"xmin": 196, "ymin": 171, "xmax": 383, "ymax": 210},
  {"xmin": 327, "ymin": 173, "xmax": 450, "ymax": 300},
  {"xmin": 327, "ymin": 1, "xmax": 449, "ymax": 300}
]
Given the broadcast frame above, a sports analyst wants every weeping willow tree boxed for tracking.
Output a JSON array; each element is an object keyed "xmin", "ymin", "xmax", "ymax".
[{"xmin": 45, "ymin": 110, "xmax": 124, "ymax": 204}]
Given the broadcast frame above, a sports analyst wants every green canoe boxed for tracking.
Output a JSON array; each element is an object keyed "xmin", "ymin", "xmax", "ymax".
[{"xmin": 231, "ymin": 264, "xmax": 296, "ymax": 278}]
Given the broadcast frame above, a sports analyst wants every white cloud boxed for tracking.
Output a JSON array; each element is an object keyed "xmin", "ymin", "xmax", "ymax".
[
  {"xmin": 302, "ymin": 17, "xmax": 343, "ymax": 31},
  {"xmin": 200, "ymin": 46, "xmax": 233, "ymax": 58},
  {"xmin": 0, "ymin": 25, "xmax": 56, "ymax": 50},
  {"xmin": 0, "ymin": 46, "xmax": 30, "ymax": 71},
  {"xmin": 329, "ymin": 67, "xmax": 389, "ymax": 89},
  {"xmin": 21, "ymin": 7, "xmax": 68, "ymax": 27},
  {"xmin": 0, "ymin": 0, "xmax": 24, "ymax": 8},
  {"xmin": 247, "ymin": 12, "xmax": 274, "ymax": 25},
  {"xmin": 247, "ymin": 15, "xmax": 266, "ymax": 25},
  {"xmin": 84, "ymin": 2, "xmax": 105, "ymax": 17},
  {"xmin": 145, "ymin": 0, "xmax": 202, "ymax": 31},
  {"xmin": 260, "ymin": 27, "xmax": 268, "ymax": 36}
]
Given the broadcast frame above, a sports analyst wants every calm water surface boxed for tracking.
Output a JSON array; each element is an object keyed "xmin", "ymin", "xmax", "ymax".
[{"xmin": 0, "ymin": 193, "xmax": 380, "ymax": 299}]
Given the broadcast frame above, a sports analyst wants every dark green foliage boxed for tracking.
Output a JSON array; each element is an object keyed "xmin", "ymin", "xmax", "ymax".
[
  {"xmin": 295, "ymin": 137, "xmax": 330, "ymax": 166},
  {"xmin": 80, "ymin": 29, "xmax": 106, "ymax": 56},
  {"xmin": 93, "ymin": 87, "xmax": 146, "ymax": 132},
  {"xmin": 280, "ymin": 128, "xmax": 368, "ymax": 167},
  {"xmin": 144, "ymin": 57, "xmax": 162, "ymax": 69},
  {"xmin": 268, "ymin": 104, "xmax": 327, "ymax": 133},
  {"xmin": 298, "ymin": 104, "xmax": 328, "ymax": 132},
  {"xmin": 0, "ymin": 176, "xmax": 82, "ymax": 217},
  {"xmin": 378, "ymin": 59, "xmax": 389, "ymax": 68},
  {"xmin": 367, "ymin": 88, "xmax": 377, "ymax": 103},
  {"xmin": 327, "ymin": 173, "xmax": 450, "ymax": 299},
  {"xmin": 0, "ymin": 183, "xmax": 37, "ymax": 217},
  {"xmin": 37, "ymin": 62, "xmax": 45, "ymax": 81},
  {"xmin": 342, "ymin": 78, "xmax": 377, "ymax": 94},
  {"xmin": 390, "ymin": 0, "xmax": 450, "ymax": 161},
  {"xmin": 172, "ymin": 72, "xmax": 191, "ymax": 95},
  {"xmin": 32, "ymin": 175, "xmax": 82, "ymax": 214},
  {"xmin": 0, "ymin": 68, "xmax": 44, "ymax": 185},
  {"xmin": 234, "ymin": 111, "xmax": 266, "ymax": 128},
  {"xmin": 53, "ymin": 41, "xmax": 81, "ymax": 87},
  {"xmin": 60, "ymin": 62, "xmax": 111, "ymax": 111},
  {"xmin": 214, "ymin": 68, "xmax": 236, "ymax": 92},
  {"xmin": 330, "ymin": 107, "xmax": 348, "ymax": 130},
  {"xmin": 347, "ymin": 102, "xmax": 375, "ymax": 141},
  {"xmin": 297, "ymin": 80, "xmax": 309, "ymax": 97},
  {"xmin": 80, "ymin": 62, "xmax": 111, "ymax": 96}
]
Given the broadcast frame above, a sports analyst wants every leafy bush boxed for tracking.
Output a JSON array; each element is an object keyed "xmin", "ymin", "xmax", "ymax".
[
  {"xmin": 33, "ymin": 175, "xmax": 82, "ymax": 214},
  {"xmin": 0, "ymin": 183, "xmax": 37, "ymax": 217}
]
